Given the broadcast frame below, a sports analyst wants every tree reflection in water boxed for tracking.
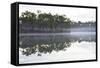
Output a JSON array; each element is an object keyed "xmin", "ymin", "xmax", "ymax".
[
  {"xmin": 19, "ymin": 34, "xmax": 95, "ymax": 56},
  {"xmin": 20, "ymin": 42, "xmax": 71, "ymax": 56}
]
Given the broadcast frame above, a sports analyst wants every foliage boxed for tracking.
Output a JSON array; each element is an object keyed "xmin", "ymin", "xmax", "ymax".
[{"xmin": 19, "ymin": 10, "xmax": 71, "ymax": 28}]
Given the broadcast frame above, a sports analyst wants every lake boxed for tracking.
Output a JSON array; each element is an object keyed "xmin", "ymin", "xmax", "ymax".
[{"xmin": 19, "ymin": 32, "xmax": 96, "ymax": 64}]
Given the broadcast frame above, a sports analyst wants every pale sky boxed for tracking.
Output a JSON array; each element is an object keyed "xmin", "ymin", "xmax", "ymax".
[{"xmin": 19, "ymin": 4, "xmax": 96, "ymax": 22}]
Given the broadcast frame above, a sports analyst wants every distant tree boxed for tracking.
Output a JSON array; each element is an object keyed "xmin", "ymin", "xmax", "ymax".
[
  {"xmin": 37, "ymin": 10, "xmax": 41, "ymax": 14},
  {"xmin": 78, "ymin": 21, "xmax": 81, "ymax": 24},
  {"xmin": 19, "ymin": 11, "xmax": 36, "ymax": 23}
]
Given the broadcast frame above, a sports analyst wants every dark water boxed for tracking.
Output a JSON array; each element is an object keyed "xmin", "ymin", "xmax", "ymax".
[
  {"xmin": 19, "ymin": 26, "xmax": 96, "ymax": 63},
  {"xmin": 19, "ymin": 32, "xmax": 95, "ymax": 56},
  {"xmin": 19, "ymin": 31, "xmax": 96, "ymax": 64}
]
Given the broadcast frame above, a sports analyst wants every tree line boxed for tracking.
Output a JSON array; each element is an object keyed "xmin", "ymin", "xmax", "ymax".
[
  {"xmin": 19, "ymin": 10, "xmax": 71, "ymax": 29},
  {"xmin": 19, "ymin": 10, "xmax": 95, "ymax": 33}
]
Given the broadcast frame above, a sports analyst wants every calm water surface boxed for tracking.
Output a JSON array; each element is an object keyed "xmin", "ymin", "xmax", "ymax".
[{"xmin": 19, "ymin": 32, "xmax": 96, "ymax": 64}]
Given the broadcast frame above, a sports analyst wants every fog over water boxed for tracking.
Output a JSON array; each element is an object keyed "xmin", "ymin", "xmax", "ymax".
[{"xmin": 19, "ymin": 27, "xmax": 96, "ymax": 64}]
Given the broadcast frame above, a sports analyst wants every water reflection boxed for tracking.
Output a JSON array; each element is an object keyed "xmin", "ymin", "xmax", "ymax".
[{"xmin": 19, "ymin": 33, "xmax": 95, "ymax": 56}]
